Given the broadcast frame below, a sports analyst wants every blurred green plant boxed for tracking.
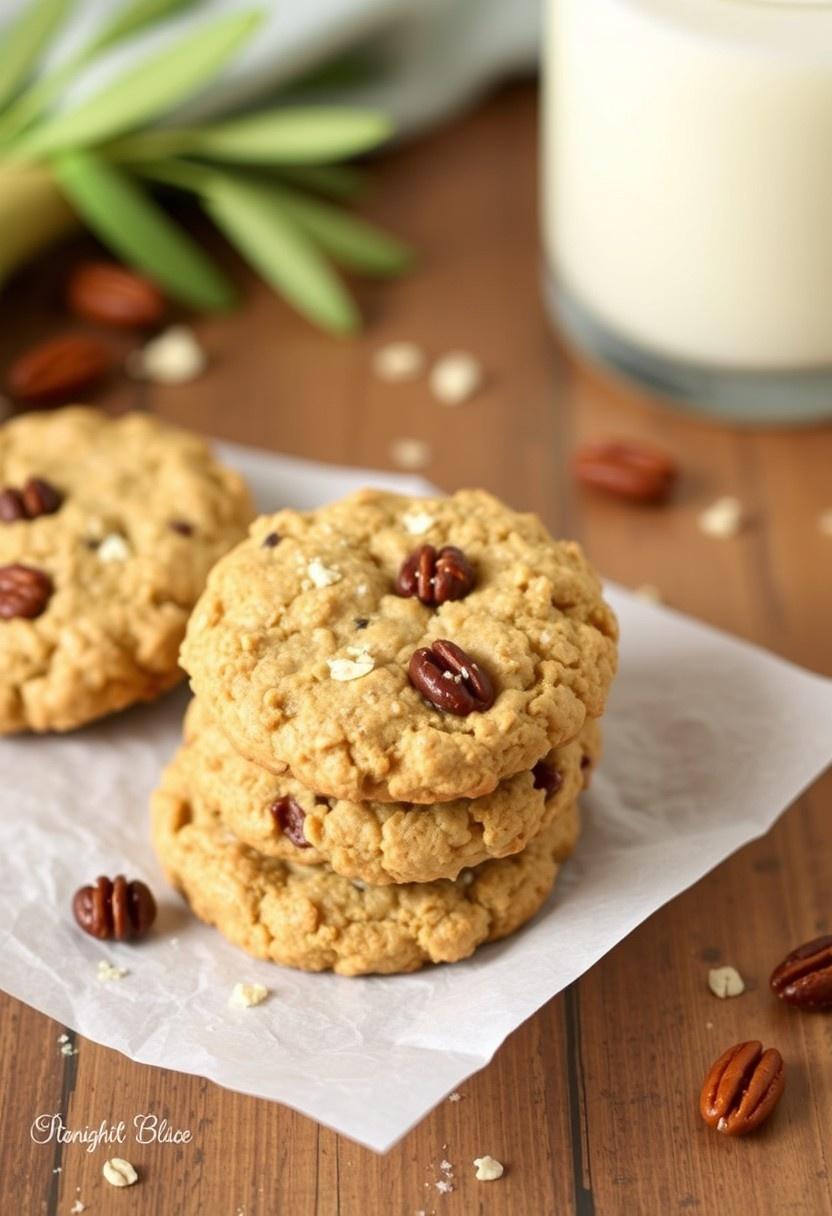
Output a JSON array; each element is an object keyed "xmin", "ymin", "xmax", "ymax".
[{"xmin": 0, "ymin": 0, "xmax": 412, "ymax": 333}]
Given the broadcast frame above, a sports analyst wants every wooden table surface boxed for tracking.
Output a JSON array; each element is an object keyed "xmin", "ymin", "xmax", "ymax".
[{"xmin": 2, "ymin": 84, "xmax": 831, "ymax": 1216}]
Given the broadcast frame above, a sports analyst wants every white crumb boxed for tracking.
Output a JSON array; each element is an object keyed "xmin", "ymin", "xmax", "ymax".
[
  {"xmin": 402, "ymin": 510, "xmax": 435, "ymax": 535},
  {"xmin": 698, "ymin": 496, "xmax": 744, "ymax": 539},
  {"xmin": 97, "ymin": 533, "xmax": 131, "ymax": 563},
  {"xmin": 127, "ymin": 325, "xmax": 206, "ymax": 384},
  {"xmin": 307, "ymin": 558, "xmax": 342, "ymax": 588},
  {"xmin": 634, "ymin": 583, "xmax": 663, "ymax": 603},
  {"xmin": 473, "ymin": 1155, "xmax": 504, "ymax": 1181},
  {"xmin": 97, "ymin": 959, "xmax": 128, "ymax": 982},
  {"xmin": 429, "ymin": 351, "xmax": 483, "ymax": 406},
  {"xmin": 390, "ymin": 437, "xmax": 431, "ymax": 470},
  {"xmin": 229, "ymin": 982, "xmax": 269, "ymax": 1008},
  {"xmin": 372, "ymin": 341, "xmax": 425, "ymax": 382},
  {"xmin": 102, "ymin": 1158, "xmax": 138, "ymax": 1187},
  {"xmin": 708, "ymin": 966, "xmax": 745, "ymax": 999},
  {"xmin": 327, "ymin": 655, "xmax": 374, "ymax": 682}
]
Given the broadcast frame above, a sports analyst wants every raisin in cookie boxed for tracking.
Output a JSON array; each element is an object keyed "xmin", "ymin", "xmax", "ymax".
[
  {"xmin": 170, "ymin": 697, "xmax": 599, "ymax": 884},
  {"xmin": 181, "ymin": 489, "xmax": 617, "ymax": 802},
  {"xmin": 0, "ymin": 407, "xmax": 253, "ymax": 732},
  {"xmin": 152, "ymin": 760, "xmax": 580, "ymax": 976}
]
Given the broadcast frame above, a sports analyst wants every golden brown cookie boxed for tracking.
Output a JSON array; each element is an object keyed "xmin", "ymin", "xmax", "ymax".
[
  {"xmin": 171, "ymin": 698, "xmax": 599, "ymax": 884},
  {"xmin": 181, "ymin": 489, "xmax": 617, "ymax": 802},
  {"xmin": 151, "ymin": 756, "xmax": 582, "ymax": 976},
  {"xmin": 0, "ymin": 408, "xmax": 253, "ymax": 732}
]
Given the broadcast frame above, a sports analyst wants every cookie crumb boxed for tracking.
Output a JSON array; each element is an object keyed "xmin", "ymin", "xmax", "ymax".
[
  {"xmin": 473, "ymin": 1155, "xmax": 504, "ymax": 1182},
  {"xmin": 817, "ymin": 509, "xmax": 832, "ymax": 537},
  {"xmin": 708, "ymin": 966, "xmax": 745, "ymax": 999},
  {"xmin": 97, "ymin": 533, "xmax": 131, "ymax": 563},
  {"xmin": 698, "ymin": 496, "xmax": 744, "ymax": 539},
  {"xmin": 634, "ymin": 583, "xmax": 663, "ymax": 603},
  {"xmin": 373, "ymin": 341, "xmax": 425, "ymax": 382},
  {"xmin": 58, "ymin": 1036, "xmax": 78, "ymax": 1057},
  {"xmin": 230, "ymin": 982, "xmax": 269, "ymax": 1008},
  {"xmin": 97, "ymin": 959, "xmax": 128, "ymax": 982},
  {"xmin": 402, "ymin": 510, "xmax": 435, "ymax": 535},
  {"xmin": 448, "ymin": 1091, "xmax": 462, "ymax": 1103},
  {"xmin": 307, "ymin": 558, "xmax": 342, "ymax": 588},
  {"xmin": 102, "ymin": 1158, "xmax": 138, "ymax": 1188},
  {"xmin": 390, "ymin": 437, "xmax": 431, "ymax": 470},
  {"xmin": 435, "ymin": 1179, "xmax": 454, "ymax": 1194},
  {"xmin": 127, "ymin": 325, "xmax": 206, "ymax": 384},
  {"xmin": 70, "ymin": 1201, "xmax": 86, "ymax": 1214},
  {"xmin": 430, "ymin": 352, "xmax": 483, "ymax": 406},
  {"xmin": 327, "ymin": 654, "xmax": 374, "ymax": 682}
]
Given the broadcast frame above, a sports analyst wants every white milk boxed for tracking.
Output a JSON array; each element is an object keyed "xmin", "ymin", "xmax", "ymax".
[{"xmin": 544, "ymin": 0, "xmax": 832, "ymax": 372}]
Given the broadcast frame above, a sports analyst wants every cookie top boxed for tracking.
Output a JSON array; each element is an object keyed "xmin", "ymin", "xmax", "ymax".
[
  {"xmin": 181, "ymin": 489, "xmax": 617, "ymax": 802},
  {"xmin": 0, "ymin": 407, "xmax": 253, "ymax": 732},
  {"xmin": 152, "ymin": 760, "xmax": 578, "ymax": 975},
  {"xmin": 174, "ymin": 697, "xmax": 598, "ymax": 884}
]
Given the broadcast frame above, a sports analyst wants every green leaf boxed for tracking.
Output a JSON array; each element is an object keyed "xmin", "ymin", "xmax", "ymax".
[
  {"xmin": 270, "ymin": 187, "xmax": 412, "ymax": 277},
  {"xmin": 179, "ymin": 107, "xmax": 393, "ymax": 165},
  {"xmin": 53, "ymin": 149, "xmax": 234, "ymax": 310},
  {"xmin": 15, "ymin": 10, "xmax": 261, "ymax": 159},
  {"xmin": 203, "ymin": 175, "xmax": 359, "ymax": 334},
  {"xmin": 0, "ymin": 0, "xmax": 71, "ymax": 110},
  {"xmin": 276, "ymin": 163, "xmax": 366, "ymax": 201},
  {"xmin": 88, "ymin": 0, "xmax": 199, "ymax": 55},
  {"xmin": 0, "ymin": 0, "xmax": 198, "ymax": 145}
]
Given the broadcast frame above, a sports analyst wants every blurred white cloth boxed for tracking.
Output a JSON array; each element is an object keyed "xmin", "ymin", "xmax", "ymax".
[{"xmin": 5, "ymin": 0, "xmax": 541, "ymax": 137}]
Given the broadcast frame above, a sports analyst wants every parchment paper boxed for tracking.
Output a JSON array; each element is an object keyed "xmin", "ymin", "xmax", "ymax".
[{"xmin": 1, "ymin": 443, "xmax": 831, "ymax": 1153}]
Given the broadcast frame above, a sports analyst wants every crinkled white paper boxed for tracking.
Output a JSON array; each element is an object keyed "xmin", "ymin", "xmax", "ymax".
[{"xmin": 1, "ymin": 444, "xmax": 831, "ymax": 1153}]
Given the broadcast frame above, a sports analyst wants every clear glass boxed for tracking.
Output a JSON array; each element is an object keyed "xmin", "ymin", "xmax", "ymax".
[{"xmin": 544, "ymin": 0, "xmax": 832, "ymax": 425}]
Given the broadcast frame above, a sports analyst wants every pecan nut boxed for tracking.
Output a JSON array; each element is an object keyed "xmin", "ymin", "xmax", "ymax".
[
  {"xmin": 0, "ymin": 477, "xmax": 63, "ymax": 522},
  {"xmin": 7, "ymin": 334, "xmax": 111, "ymax": 404},
  {"xmin": 0, "ymin": 563, "xmax": 53, "ymax": 619},
  {"xmin": 270, "ymin": 796, "xmax": 311, "ymax": 849},
  {"xmin": 573, "ymin": 439, "xmax": 678, "ymax": 504},
  {"xmin": 0, "ymin": 488, "xmax": 26, "ymax": 522},
  {"xmin": 72, "ymin": 875, "xmax": 156, "ymax": 941},
  {"xmin": 770, "ymin": 935, "xmax": 832, "ymax": 1010},
  {"xmin": 67, "ymin": 262, "xmax": 166, "ymax": 329},
  {"xmin": 409, "ymin": 639, "xmax": 495, "ymax": 715},
  {"xmin": 699, "ymin": 1041, "xmax": 785, "ymax": 1136},
  {"xmin": 532, "ymin": 761, "xmax": 563, "ymax": 798},
  {"xmin": 22, "ymin": 477, "xmax": 63, "ymax": 518},
  {"xmin": 395, "ymin": 545, "xmax": 475, "ymax": 605}
]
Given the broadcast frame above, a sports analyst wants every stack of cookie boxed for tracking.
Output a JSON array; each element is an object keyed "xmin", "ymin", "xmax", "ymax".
[{"xmin": 152, "ymin": 489, "xmax": 618, "ymax": 976}]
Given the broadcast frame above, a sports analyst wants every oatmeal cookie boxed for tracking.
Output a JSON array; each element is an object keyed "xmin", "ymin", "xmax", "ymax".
[
  {"xmin": 181, "ymin": 489, "xmax": 616, "ymax": 802},
  {"xmin": 0, "ymin": 407, "xmax": 253, "ymax": 732}
]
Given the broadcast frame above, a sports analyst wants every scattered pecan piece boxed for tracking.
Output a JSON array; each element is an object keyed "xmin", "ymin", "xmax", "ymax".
[
  {"xmin": 396, "ymin": 544, "xmax": 475, "ymax": 605},
  {"xmin": 67, "ymin": 261, "xmax": 166, "ymax": 328},
  {"xmin": 0, "ymin": 563, "xmax": 53, "ymax": 619},
  {"xmin": 72, "ymin": 876, "xmax": 156, "ymax": 941},
  {"xmin": 770, "ymin": 935, "xmax": 832, "ymax": 1010},
  {"xmin": 699, "ymin": 1041, "xmax": 785, "ymax": 1136},
  {"xmin": 573, "ymin": 439, "xmax": 678, "ymax": 504},
  {"xmin": 409, "ymin": 639, "xmax": 494, "ymax": 715},
  {"xmin": 7, "ymin": 334, "xmax": 111, "ymax": 404}
]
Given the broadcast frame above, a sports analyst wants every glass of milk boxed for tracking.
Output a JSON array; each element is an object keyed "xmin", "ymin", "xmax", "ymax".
[{"xmin": 543, "ymin": 0, "xmax": 832, "ymax": 423}]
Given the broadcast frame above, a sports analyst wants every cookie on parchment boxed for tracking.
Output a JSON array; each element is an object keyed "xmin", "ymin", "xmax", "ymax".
[
  {"xmin": 180, "ymin": 489, "xmax": 617, "ymax": 803},
  {"xmin": 0, "ymin": 408, "xmax": 253, "ymax": 733},
  {"xmin": 152, "ymin": 762, "xmax": 581, "ymax": 976},
  {"xmin": 170, "ymin": 697, "xmax": 599, "ymax": 885}
]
